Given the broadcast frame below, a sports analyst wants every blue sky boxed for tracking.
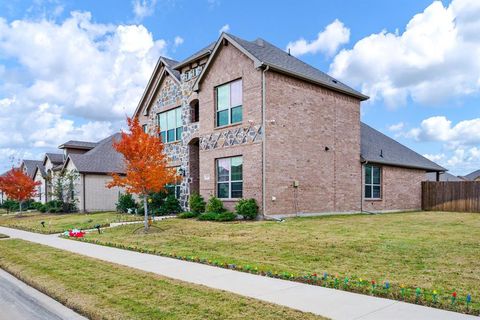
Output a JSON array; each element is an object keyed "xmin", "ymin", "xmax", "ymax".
[{"xmin": 0, "ymin": 0, "xmax": 479, "ymax": 175}]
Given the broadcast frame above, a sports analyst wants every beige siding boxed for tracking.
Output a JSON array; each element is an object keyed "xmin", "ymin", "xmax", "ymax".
[
  {"xmin": 33, "ymin": 170, "xmax": 46, "ymax": 203},
  {"xmin": 83, "ymin": 174, "xmax": 122, "ymax": 212}
]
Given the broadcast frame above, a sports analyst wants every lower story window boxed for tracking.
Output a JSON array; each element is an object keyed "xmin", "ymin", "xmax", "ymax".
[
  {"xmin": 364, "ymin": 164, "xmax": 381, "ymax": 199},
  {"xmin": 165, "ymin": 167, "xmax": 181, "ymax": 199},
  {"xmin": 217, "ymin": 156, "xmax": 243, "ymax": 199}
]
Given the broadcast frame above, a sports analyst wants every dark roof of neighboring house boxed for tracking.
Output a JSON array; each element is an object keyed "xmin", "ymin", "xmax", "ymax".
[
  {"xmin": 45, "ymin": 153, "xmax": 64, "ymax": 165},
  {"xmin": 66, "ymin": 133, "xmax": 124, "ymax": 174},
  {"xmin": 361, "ymin": 122, "xmax": 445, "ymax": 172},
  {"xmin": 21, "ymin": 160, "xmax": 43, "ymax": 178},
  {"xmin": 463, "ymin": 170, "xmax": 480, "ymax": 180},
  {"xmin": 174, "ymin": 42, "xmax": 216, "ymax": 70},
  {"xmin": 425, "ymin": 172, "xmax": 465, "ymax": 181},
  {"xmin": 58, "ymin": 140, "xmax": 98, "ymax": 150},
  {"xmin": 193, "ymin": 33, "xmax": 368, "ymax": 101}
]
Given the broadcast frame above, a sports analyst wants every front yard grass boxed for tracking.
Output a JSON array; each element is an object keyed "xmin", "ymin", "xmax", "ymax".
[
  {"xmin": 82, "ymin": 211, "xmax": 480, "ymax": 310},
  {"xmin": 0, "ymin": 239, "xmax": 323, "ymax": 320},
  {"xmin": 0, "ymin": 211, "xmax": 141, "ymax": 234}
]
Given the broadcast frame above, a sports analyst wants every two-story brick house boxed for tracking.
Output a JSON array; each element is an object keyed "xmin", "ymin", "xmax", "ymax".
[{"xmin": 134, "ymin": 33, "xmax": 445, "ymax": 217}]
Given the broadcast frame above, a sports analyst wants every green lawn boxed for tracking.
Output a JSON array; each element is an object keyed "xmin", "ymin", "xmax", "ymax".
[
  {"xmin": 0, "ymin": 239, "xmax": 323, "ymax": 320},
  {"xmin": 0, "ymin": 211, "xmax": 141, "ymax": 234},
  {"xmin": 82, "ymin": 211, "xmax": 480, "ymax": 309}
]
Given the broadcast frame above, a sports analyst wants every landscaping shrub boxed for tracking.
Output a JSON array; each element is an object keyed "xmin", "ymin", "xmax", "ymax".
[
  {"xmin": 2, "ymin": 200, "xmax": 19, "ymax": 212},
  {"xmin": 157, "ymin": 195, "xmax": 182, "ymax": 215},
  {"xmin": 197, "ymin": 212, "xmax": 219, "ymax": 221},
  {"xmin": 45, "ymin": 200, "xmax": 64, "ymax": 213},
  {"xmin": 235, "ymin": 198, "xmax": 259, "ymax": 220},
  {"xmin": 197, "ymin": 211, "xmax": 236, "ymax": 221},
  {"xmin": 116, "ymin": 193, "xmax": 137, "ymax": 213},
  {"xmin": 29, "ymin": 202, "xmax": 44, "ymax": 211},
  {"xmin": 215, "ymin": 211, "xmax": 236, "ymax": 221},
  {"xmin": 189, "ymin": 192, "xmax": 206, "ymax": 214},
  {"xmin": 178, "ymin": 211, "xmax": 200, "ymax": 219},
  {"xmin": 205, "ymin": 196, "xmax": 225, "ymax": 214},
  {"xmin": 148, "ymin": 191, "xmax": 168, "ymax": 213},
  {"xmin": 38, "ymin": 204, "xmax": 47, "ymax": 213}
]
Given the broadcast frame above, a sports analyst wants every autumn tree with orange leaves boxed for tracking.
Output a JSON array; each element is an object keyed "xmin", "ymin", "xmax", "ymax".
[
  {"xmin": 0, "ymin": 168, "xmax": 40, "ymax": 213},
  {"xmin": 107, "ymin": 117, "xmax": 177, "ymax": 231}
]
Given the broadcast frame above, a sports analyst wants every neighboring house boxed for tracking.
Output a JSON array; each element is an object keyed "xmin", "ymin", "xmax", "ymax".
[
  {"xmin": 32, "ymin": 163, "xmax": 48, "ymax": 203},
  {"xmin": 133, "ymin": 32, "xmax": 445, "ymax": 216},
  {"xmin": 41, "ymin": 152, "xmax": 65, "ymax": 201},
  {"xmin": 463, "ymin": 170, "xmax": 480, "ymax": 181},
  {"xmin": 425, "ymin": 172, "xmax": 465, "ymax": 182},
  {"xmin": 20, "ymin": 160, "xmax": 43, "ymax": 179},
  {"xmin": 62, "ymin": 133, "xmax": 125, "ymax": 212}
]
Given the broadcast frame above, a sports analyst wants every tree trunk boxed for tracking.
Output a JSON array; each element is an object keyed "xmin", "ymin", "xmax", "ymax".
[
  {"xmin": 19, "ymin": 201, "xmax": 23, "ymax": 215},
  {"xmin": 143, "ymin": 195, "xmax": 149, "ymax": 232}
]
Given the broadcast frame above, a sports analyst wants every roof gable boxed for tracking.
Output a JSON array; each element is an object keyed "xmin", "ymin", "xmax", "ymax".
[
  {"xmin": 464, "ymin": 170, "xmax": 480, "ymax": 180},
  {"xmin": 64, "ymin": 133, "xmax": 125, "ymax": 174},
  {"xmin": 193, "ymin": 33, "xmax": 368, "ymax": 101},
  {"xmin": 21, "ymin": 159, "xmax": 43, "ymax": 178},
  {"xmin": 133, "ymin": 57, "xmax": 180, "ymax": 118}
]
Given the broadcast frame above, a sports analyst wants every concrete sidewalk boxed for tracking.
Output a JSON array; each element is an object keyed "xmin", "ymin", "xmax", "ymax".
[{"xmin": 0, "ymin": 226, "xmax": 477, "ymax": 320}]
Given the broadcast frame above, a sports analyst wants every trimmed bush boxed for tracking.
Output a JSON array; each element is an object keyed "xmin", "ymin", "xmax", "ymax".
[
  {"xmin": 205, "ymin": 196, "xmax": 225, "ymax": 214},
  {"xmin": 116, "ymin": 193, "xmax": 137, "ymax": 213},
  {"xmin": 197, "ymin": 212, "xmax": 219, "ymax": 221},
  {"xmin": 235, "ymin": 198, "xmax": 259, "ymax": 220},
  {"xmin": 215, "ymin": 211, "xmax": 236, "ymax": 221},
  {"xmin": 157, "ymin": 195, "xmax": 182, "ymax": 215},
  {"xmin": 189, "ymin": 193, "xmax": 205, "ymax": 214},
  {"xmin": 178, "ymin": 211, "xmax": 200, "ymax": 219}
]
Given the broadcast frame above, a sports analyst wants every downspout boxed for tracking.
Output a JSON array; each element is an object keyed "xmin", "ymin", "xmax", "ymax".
[{"xmin": 262, "ymin": 65, "xmax": 269, "ymax": 219}]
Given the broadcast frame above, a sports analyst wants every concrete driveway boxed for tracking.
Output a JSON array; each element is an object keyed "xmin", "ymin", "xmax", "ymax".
[{"xmin": 0, "ymin": 268, "xmax": 86, "ymax": 320}]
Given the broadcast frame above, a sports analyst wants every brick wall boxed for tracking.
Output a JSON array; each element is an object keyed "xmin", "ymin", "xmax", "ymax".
[
  {"xmin": 362, "ymin": 165, "xmax": 425, "ymax": 212},
  {"xmin": 196, "ymin": 41, "xmax": 263, "ymax": 211},
  {"xmin": 264, "ymin": 71, "xmax": 362, "ymax": 216}
]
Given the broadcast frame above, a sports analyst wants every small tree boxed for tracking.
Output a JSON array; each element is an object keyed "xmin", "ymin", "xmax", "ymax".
[
  {"xmin": 50, "ymin": 170, "xmax": 79, "ymax": 212},
  {"xmin": 107, "ymin": 117, "xmax": 177, "ymax": 231},
  {"xmin": 0, "ymin": 168, "xmax": 40, "ymax": 213}
]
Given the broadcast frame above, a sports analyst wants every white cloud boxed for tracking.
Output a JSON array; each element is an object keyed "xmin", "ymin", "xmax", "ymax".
[
  {"xmin": 132, "ymin": 0, "xmax": 157, "ymax": 21},
  {"xmin": 330, "ymin": 0, "xmax": 480, "ymax": 107},
  {"xmin": 174, "ymin": 36, "xmax": 184, "ymax": 47},
  {"xmin": 286, "ymin": 19, "xmax": 350, "ymax": 57},
  {"xmin": 219, "ymin": 24, "xmax": 230, "ymax": 34},
  {"xmin": 388, "ymin": 122, "xmax": 404, "ymax": 132},
  {"xmin": 0, "ymin": 11, "xmax": 168, "ymax": 172},
  {"xmin": 408, "ymin": 116, "xmax": 480, "ymax": 146}
]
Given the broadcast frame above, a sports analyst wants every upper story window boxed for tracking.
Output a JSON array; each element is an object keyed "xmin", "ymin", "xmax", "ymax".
[
  {"xmin": 157, "ymin": 107, "xmax": 182, "ymax": 143},
  {"xmin": 142, "ymin": 124, "xmax": 148, "ymax": 133},
  {"xmin": 217, "ymin": 156, "xmax": 243, "ymax": 199},
  {"xmin": 216, "ymin": 79, "xmax": 242, "ymax": 127},
  {"xmin": 364, "ymin": 164, "xmax": 381, "ymax": 199}
]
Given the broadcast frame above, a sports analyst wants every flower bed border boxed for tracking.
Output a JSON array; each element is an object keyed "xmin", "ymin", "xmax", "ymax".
[{"xmin": 66, "ymin": 236, "xmax": 479, "ymax": 316}]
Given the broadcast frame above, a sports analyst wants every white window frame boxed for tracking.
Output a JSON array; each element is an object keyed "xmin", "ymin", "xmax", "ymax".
[
  {"xmin": 364, "ymin": 164, "xmax": 382, "ymax": 200},
  {"xmin": 157, "ymin": 107, "xmax": 182, "ymax": 143},
  {"xmin": 216, "ymin": 156, "xmax": 243, "ymax": 199},
  {"xmin": 215, "ymin": 79, "xmax": 242, "ymax": 127}
]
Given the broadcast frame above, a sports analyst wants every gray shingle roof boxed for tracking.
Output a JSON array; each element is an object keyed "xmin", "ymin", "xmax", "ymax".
[
  {"xmin": 464, "ymin": 170, "xmax": 480, "ymax": 180},
  {"xmin": 425, "ymin": 172, "xmax": 465, "ymax": 181},
  {"xmin": 174, "ymin": 42, "xmax": 216, "ymax": 70},
  {"xmin": 21, "ymin": 160, "xmax": 43, "ymax": 178},
  {"xmin": 161, "ymin": 57, "xmax": 181, "ymax": 81},
  {"xmin": 361, "ymin": 122, "xmax": 445, "ymax": 172},
  {"xmin": 67, "ymin": 133, "xmax": 124, "ymax": 174},
  {"xmin": 45, "ymin": 153, "xmax": 64, "ymax": 165},
  {"xmin": 212, "ymin": 34, "xmax": 368, "ymax": 100},
  {"xmin": 59, "ymin": 140, "xmax": 98, "ymax": 150}
]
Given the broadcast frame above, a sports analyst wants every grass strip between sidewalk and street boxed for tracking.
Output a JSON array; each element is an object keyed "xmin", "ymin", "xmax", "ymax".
[{"xmin": 0, "ymin": 239, "xmax": 325, "ymax": 320}]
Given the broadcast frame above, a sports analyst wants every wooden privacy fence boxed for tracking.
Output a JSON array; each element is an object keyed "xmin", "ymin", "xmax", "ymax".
[{"xmin": 422, "ymin": 181, "xmax": 480, "ymax": 212}]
